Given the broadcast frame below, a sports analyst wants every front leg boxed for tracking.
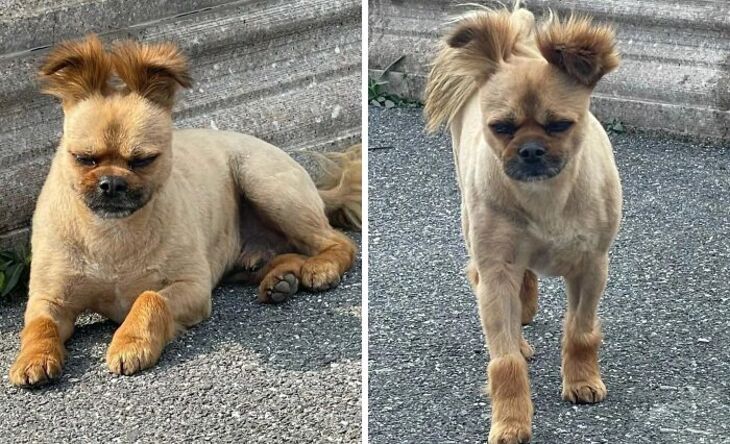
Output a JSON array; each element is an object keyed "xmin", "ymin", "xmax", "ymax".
[
  {"xmin": 106, "ymin": 280, "xmax": 211, "ymax": 375},
  {"xmin": 561, "ymin": 254, "xmax": 609, "ymax": 404},
  {"xmin": 476, "ymin": 261, "xmax": 533, "ymax": 444},
  {"xmin": 9, "ymin": 296, "xmax": 78, "ymax": 387}
]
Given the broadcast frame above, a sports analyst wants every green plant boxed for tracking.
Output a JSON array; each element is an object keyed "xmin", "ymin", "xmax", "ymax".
[
  {"xmin": 368, "ymin": 78, "xmax": 421, "ymax": 108},
  {"xmin": 0, "ymin": 249, "xmax": 31, "ymax": 298},
  {"xmin": 605, "ymin": 118, "xmax": 626, "ymax": 135}
]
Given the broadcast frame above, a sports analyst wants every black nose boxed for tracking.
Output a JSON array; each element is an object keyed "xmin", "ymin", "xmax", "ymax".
[
  {"xmin": 518, "ymin": 142, "xmax": 547, "ymax": 163},
  {"xmin": 98, "ymin": 176, "xmax": 128, "ymax": 197}
]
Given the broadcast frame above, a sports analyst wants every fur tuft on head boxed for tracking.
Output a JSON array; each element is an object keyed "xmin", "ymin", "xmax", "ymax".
[
  {"xmin": 537, "ymin": 14, "xmax": 619, "ymax": 87},
  {"xmin": 424, "ymin": 6, "xmax": 536, "ymax": 133},
  {"xmin": 111, "ymin": 40, "xmax": 192, "ymax": 110},
  {"xmin": 38, "ymin": 34, "xmax": 112, "ymax": 107}
]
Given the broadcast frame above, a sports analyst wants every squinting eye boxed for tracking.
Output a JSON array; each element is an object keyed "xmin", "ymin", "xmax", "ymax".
[
  {"xmin": 74, "ymin": 155, "xmax": 96, "ymax": 167},
  {"xmin": 490, "ymin": 122, "xmax": 517, "ymax": 136},
  {"xmin": 545, "ymin": 121, "xmax": 574, "ymax": 134},
  {"xmin": 129, "ymin": 155, "xmax": 158, "ymax": 169}
]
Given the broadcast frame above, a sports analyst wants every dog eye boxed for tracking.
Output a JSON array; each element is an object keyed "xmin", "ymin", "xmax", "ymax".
[
  {"xmin": 74, "ymin": 155, "xmax": 96, "ymax": 167},
  {"xmin": 545, "ymin": 121, "xmax": 574, "ymax": 134},
  {"xmin": 129, "ymin": 155, "xmax": 158, "ymax": 169},
  {"xmin": 490, "ymin": 122, "xmax": 517, "ymax": 136}
]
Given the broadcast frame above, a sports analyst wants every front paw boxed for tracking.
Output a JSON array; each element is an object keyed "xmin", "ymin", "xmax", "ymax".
[
  {"xmin": 106, "ymin": 335, "xmax": 160, "ymax": 376},
  {"xmin": 489, "ymin": 420, "xmax": 532, "ymax": 444},
  {"xmin": 9, "ymin": 346, "xmax": 64, "ymax": 387},
  {"xmin": 562, "ymin": 377, "xmax": 607, "ymax": 404}
]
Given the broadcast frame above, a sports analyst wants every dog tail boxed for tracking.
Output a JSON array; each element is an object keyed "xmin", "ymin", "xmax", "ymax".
[
  {"xmin": 424, "ymin": 3, "xmax": 536, "ymax": 133},
  {"xmin": 310, "ymin": 144, "xmax": 362, "ymax": 231}
]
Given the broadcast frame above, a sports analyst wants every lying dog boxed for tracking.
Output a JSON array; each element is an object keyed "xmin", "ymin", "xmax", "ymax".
[
  {"xmin": 9, "ymin": 36, "xmax": 360, "ymax": 386},
  {"xmin": 425, "ymin": 4, "xmax": 621, "ymax": 443}
]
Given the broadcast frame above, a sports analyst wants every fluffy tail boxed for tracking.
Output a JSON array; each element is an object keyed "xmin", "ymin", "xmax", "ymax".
[{"xmin": 310, "ymin": 144, "xmax": 362, "ymax": 231}]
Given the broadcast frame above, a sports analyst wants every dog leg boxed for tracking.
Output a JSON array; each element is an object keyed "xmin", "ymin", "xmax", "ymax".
[
  {"xmin": 258, "ymin": 253, "xmax": 306, "ymax": 304},
  {"xmin": 561, "ymin": 255, "xmax": 608, "ymax": 404},
  {"xmin": 477, "ymin": 262, "xmax": 533, "ymax": 444},
  {"xmin": 469, "ymin": 261, "xmax": 533, "ymax": 362},
  {"xmin": 106, "ymin": 282, "xmax": 211, "ymax": 375},
  {"xmin": 298, "ymin": 230, "xmax": 356, "ymax": 291},
  {"xmin": 9, "ymin": 297, "xmax": 77, "ymax": 387},
  {"xmin": 229, "ymin": 148, "xmax": 356, "ymax": 303},
  {"xmin": 520, "ymin": 271, "xmax": 538, "ymax": 326},
  {"xmin": 257, "ymin": 229, "xmax": 355, "ymax": 303}
]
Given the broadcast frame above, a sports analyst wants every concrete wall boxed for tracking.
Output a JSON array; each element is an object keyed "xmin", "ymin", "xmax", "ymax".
[
  {"xmin": 0, "ymin": 0, "xmax": 362, "ymax": 249},
  {"xmin": 369, "ymin": 0, "xmax": 729, "ymax": 140}
]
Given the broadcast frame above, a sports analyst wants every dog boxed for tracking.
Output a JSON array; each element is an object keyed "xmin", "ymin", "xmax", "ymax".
[
  {"xmin": 9, "ymin": 35, "xmax": 360, "ymax": 387},
  {"xmin": 425, "ymin": 4, "xmax": 621, "ymax": 443}
]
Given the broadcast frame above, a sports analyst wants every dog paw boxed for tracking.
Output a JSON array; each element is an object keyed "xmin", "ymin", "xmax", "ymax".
[
  {"xmin": 239, "ymin": 249, "xmax": 274, "ymax": 272},
  {"xmin": 9, "ymin": 348, "xmax": 63, "ymax": 387},
  {"xmin": 259, "ymin": 272, "xmax": 299, "ymax": 304},
  {"xmin": 562, "ymin": 378, "xmax": 607, "ymax": 404},
  {"xmin": 489, "ymin": 420, "xmax": 532, "ymax": 444},
  {"xmin": 106, "ymin": 336, "xmax": 159, "ymax": 376},
  {"xmin": 519, "ymin": 337, "xmax": 534, "ymax": 361},
  {"xmin": 300, "ymin": 258, "xmax": 341, "ymax": 291}
]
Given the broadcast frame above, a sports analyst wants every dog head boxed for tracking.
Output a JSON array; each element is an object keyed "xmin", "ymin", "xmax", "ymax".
[
  {"xmin": 445, "ymin": 11, "xmax": 619, "ymax": 182},
  {"xmin": 39, "ymin": 35, "xmax": 192, "ymax": 218}
]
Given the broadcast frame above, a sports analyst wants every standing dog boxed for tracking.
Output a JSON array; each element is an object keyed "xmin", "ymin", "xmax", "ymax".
[
  {"xmin": 9, "ymin": 36, "xmax": 360, "ymax": 386},
  {"xmin": 425, "ymin": 4, "xmax": 621, "ymax": 443}
]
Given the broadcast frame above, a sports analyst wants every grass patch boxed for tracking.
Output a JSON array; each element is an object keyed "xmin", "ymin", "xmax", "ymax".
[
  {"xmin": 368, "ymin": 78, "xmax": 421, "ymax": 108},
  {"xmin": 0, "ymin": 249, "xmax": 30, "ymax": 298},
  {"xmin": 605, "ymin": 118, "xmax": 627, "ymax": 135}
]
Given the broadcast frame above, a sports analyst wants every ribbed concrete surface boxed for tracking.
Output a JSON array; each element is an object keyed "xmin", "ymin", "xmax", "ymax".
[
  {"xmin": 0, "ymin": 0, "xmax": 361, "ymax": 249},
  {"xmin": 368, "ymin": 0, "xmax": 729, "ymax": 139}
]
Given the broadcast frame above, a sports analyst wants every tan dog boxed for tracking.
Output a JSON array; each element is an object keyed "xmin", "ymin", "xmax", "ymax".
[
  {"xmin": 425, "ymin": 5, "xmax": 621, "ymax": 443},
  {"xmin": 9, "ymin": 36, "xmax": 360, "ymax": 386}
]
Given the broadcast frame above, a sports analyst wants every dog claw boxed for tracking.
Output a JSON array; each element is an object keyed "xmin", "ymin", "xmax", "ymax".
[
  {"xmin": 562, "ymin": 378, "xmax": 607, "ymax": 404},
  {"xmin": 243, "ymin": 259, "xmax": 264, "ymax": 272},
  {"xmin": 488, "ymin": 421, "xmax": 532, "ymax": 443},
  {"xmin": 9, "ymin": 350, "xmax": 63, "ymax": 387}
]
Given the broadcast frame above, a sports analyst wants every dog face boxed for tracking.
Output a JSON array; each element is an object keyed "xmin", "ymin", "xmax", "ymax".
[
  {"xmin": 443, "ymin": 12, "xmax": 619, "ymax": 182},
  {"xmin": 480, "ymin": 61, "xmax": 592, "ymax": 182},
  {"xmin": 61, "ymin": 96, "xmax": 173, "ymax": 218},
  {"xmin": 39, "ymin": 35, "xmax": 191, "ymax": 218}
]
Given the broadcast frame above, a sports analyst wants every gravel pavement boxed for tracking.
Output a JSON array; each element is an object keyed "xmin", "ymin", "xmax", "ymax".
[
  {"xmin": 0, "ymin": 235, "xmax": 361, "ymax": 443},
  {"xmin": 368, "ymin": 106, "xmax": 730, "ymax": 444}
]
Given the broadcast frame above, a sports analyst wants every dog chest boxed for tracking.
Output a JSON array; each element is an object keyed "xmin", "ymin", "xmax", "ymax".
[
  {"xmin": 72, "ymin": 255, "xmax": 167, "ymax": 320},
  {"xmin": 523, "ymin": 220, "xmax": 602, "ymax": 276}
]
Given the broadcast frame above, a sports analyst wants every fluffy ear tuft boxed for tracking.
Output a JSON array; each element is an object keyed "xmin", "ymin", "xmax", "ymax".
[
  {"xmin": 424, "ymin": 9, "xmax": 533, "ymax": 132},
  {"xmin": 443, "ymin": 11, "xmax": 521, "ymax": 83},
  {"xmin": 38, "ymin": 34, "xmax": 112, "ymax": 107},
  {"xmin": 537, "ymin": 15, "xmax": 620, "ymax": 87},
  {"xmin": 111, "ymin": 40, "xmax": 192, "ymax": 109}
]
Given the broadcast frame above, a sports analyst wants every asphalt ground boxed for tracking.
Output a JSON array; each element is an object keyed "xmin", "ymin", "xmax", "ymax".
[
  {"xmin": 0, "ymin": 235, "xmax": 361, "ymax": 443},
  {"xmin": 368, "ymin": 106, "xmax": 730, "ymax": 444}
]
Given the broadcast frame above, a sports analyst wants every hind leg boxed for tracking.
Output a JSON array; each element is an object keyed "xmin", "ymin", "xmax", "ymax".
[
  {"xmin": 298, "ymin": 229, "xmax": 356, "ymax": 291},
  {"xmin": 520, "ymin": 270, "xmax": 538, "ymax": 325},
  {"xmin": 255, "ymin": 228, "xmax": 355, "ymax": 303},
  {"xmin": 224, "ymin": 197, "xmax": 295, "ymax": 286},
  {"xmin": 229, "ymin": 145, "xmax": 356, "ymax": 303}
]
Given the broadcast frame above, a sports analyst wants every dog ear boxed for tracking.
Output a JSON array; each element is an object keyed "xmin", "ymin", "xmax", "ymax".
[
  {"xmin": 111, "ymin": 40, "xmax": 192, "ymax": 110},
  {"xmin": 444, "ymin": 11, "xmax": 522, "ymax": 83},
  {"xmin": 537, "ymin": 15, "xmax": 620, "ymax": 87},
  {"xmin": 38, "ymin": 34, "xmax": 112, "ymax": 108}
]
